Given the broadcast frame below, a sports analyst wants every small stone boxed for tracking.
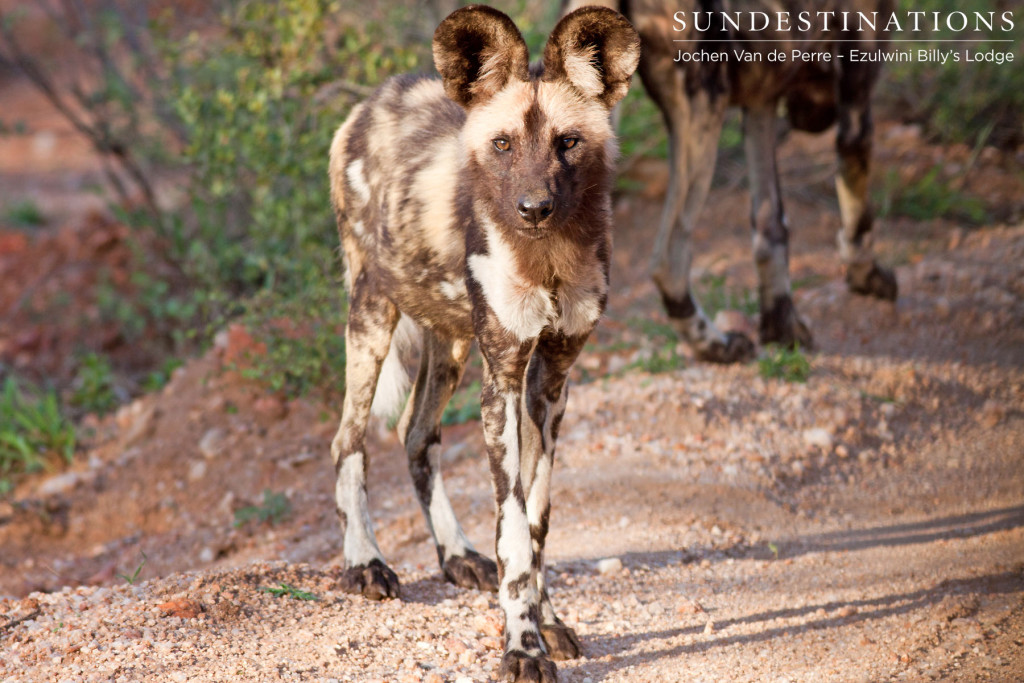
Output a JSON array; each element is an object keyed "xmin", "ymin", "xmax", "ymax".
[
  {"xmin": 199, "ymin": 547, "xmax": 215, "ymax": 563},
  {"xmin": 157, "ymin": 598, "xmax": 203, "ymax": 619},
  {"xmin": 704, "ymin": 619, "xmax": 715, "ymax": 634},
  {"xmin": 121, "ymin": 404, "xmax": 157, "ymax": 448},
  {"xmin": 188, "ymin": 460, "xmax": 207, "ymax": 482},
  {"xmin": 253, "ymin": 394, "xmax": 288, "ymax": 423},
  {"xmin": 597, "ymin": 557, "xmax": 623, "ymax": 575},
  {"xmin": 199, "ymin": 428, "xmax": 226, "ymax": 459},
  {"xmin": 802, "ymin": 428, "xmax": 833, "ymax": 451},
  {"xmin": 838, "ymin": 605, "xmax": 858, "ymax": 618},
  {"xmin": 948, "ymin": 228, "xmax": 964, "ymax": 250},
  {"xmin": 424, "ymin": 673, "xmax": 445, "ymax": 683},
  {"xmin": 37, "ymin": 471, "xmax": 82, "ymax": 498},
  {"xmin": 444, "ymin": 637, "xmax": 468, "ymax": 655},
  {"xmin": 479, "ymin": 636, "xmax": 502, "ymax": 651},
  {"xmin": 472, "ymin": 613, "xmax": 503, "ymax": 638},
  {"xmin": 978, "ymin": 400, "xmax": 1004, "ymax": 429}
]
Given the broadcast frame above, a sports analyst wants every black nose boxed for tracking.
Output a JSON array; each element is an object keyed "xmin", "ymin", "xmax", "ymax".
[{"xmin": 516, "ymin": 193, "xmax": 554, "ymax": 225}]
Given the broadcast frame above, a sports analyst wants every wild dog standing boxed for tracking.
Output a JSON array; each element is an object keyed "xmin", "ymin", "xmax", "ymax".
[
  {"xmin": 568, "ymin": 0, "xmax": 897, "ymax": 361},
  {"xmin": 327, "ymin": 6, "xmax": 639, "ymax": 681}
]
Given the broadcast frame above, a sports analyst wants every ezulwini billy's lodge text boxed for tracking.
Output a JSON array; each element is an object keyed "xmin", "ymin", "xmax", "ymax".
[{"xmin": 674, "ymin": 48, "xmax": 1015, "ymax": 65}]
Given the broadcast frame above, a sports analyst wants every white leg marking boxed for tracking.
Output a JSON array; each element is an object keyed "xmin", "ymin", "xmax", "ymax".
[
  {"xmin": 426, "ymin": 444, "xmax": 474, "ymax": 559},
  {"xmin": 335, "ymin": 453, "xmax": 383, "ymax": 567}
]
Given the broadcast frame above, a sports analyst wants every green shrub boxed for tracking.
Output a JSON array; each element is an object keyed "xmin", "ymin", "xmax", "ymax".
[
  {"xmin": 442, "ymin": 380, "xmax": 482, "ymax": 426},
  {"xmin": 69, "ymin": 353, "xmax": 120, "ymax": 416},
  {"xmin": 232, "ymin": 287, "xmax": 348, "ymax": 398},
  {"xmin": 878, "ymin": 0, "xmax": 1024, "ymax": 148}
]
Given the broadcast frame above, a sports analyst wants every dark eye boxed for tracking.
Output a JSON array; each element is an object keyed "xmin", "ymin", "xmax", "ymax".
[
  {"xmin": 561, "ymin": 137, "xmax": 579, "ymax": 150},
  {"xmin": 493, "ymin": 138, "xmax": 510, "ymax": 152}
]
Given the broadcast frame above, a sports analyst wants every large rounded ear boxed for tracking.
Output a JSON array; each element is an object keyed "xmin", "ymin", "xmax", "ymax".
[
  {"xmin": 433, "ymin": 5, "xmax": 530, "ymax": 108},
  {"xmin": 542, "ymin": 6, "xmax": 640, "ymax": 107}
]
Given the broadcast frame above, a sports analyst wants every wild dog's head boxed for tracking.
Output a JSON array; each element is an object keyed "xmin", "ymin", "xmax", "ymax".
[{"xmin": 434, "ymin": 5, "xmax": 639, "ymax": 242}]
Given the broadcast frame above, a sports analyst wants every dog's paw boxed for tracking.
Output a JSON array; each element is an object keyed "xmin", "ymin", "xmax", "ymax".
[
  {"xmin": 694, "ymin": 330, "xmax": 757, "ymax": 364},
  {"xmin": 847, "ymin": 262, "xmax": 898, "ymax": 301},
  {"xmin": 540, "ymin": 622, "xmax": 582, "ymax": 660},
  {"xmin": 442, "ymin": 550, "xmax": 499, "ymax": 592},
  {"xmin": 499, "ymin": 650, "xmax": 557, "ymax": 683},
  {"xmin": 338, "ymin": 559, "xmax": 400, "ymax": 601}
]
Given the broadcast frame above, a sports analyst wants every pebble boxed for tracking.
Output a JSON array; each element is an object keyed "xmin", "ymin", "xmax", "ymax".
[
  {"xmin": 597, "ymin": 557, "xmax": 623, "ymax": 575},
  {"xmin": 802, "ymin": 428, "xmax": 833, "ymax": 451},
  {"xmin": 37, "ymin": 471, "xmax": 83, "ymax": 497},
  {"xmin": 188, "ymin": 460, "xmax": 207, "ymax": 481},
  {"xmin": 199, "ymin": 428, "xmax": 227, "ymax": 459},
  {"xmin": 253, "ymin": 395, "xmax": 288, "ymax": 423}
]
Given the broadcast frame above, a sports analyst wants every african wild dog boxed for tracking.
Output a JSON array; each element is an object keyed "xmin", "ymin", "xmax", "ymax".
[
  {"xmin": 567, "ymin": 0, "xmax": 898, "ymax": 362},
  {"xmin": 327, "ymin": 5, "xmax": 639, "ymax": 681}
]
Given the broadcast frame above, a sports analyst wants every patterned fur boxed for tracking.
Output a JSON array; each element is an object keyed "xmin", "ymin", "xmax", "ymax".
[
  {"xmin": 327, "ymin": 6, "xmax": 639, "ymax": 681},
  {"xmin": 568, "ymin": 0, "xmax": 898, "ymax": 362}
]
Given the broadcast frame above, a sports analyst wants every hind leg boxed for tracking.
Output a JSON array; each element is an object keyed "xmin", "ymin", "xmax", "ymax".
[
  {"xmin": 330, "ymin": 270, "xmax": 400, "ymax": 600},
  {"xmin": 835, "ymin": 60, "xmax": 897, "ymax": 301},
  {"xmin": 398, "ymin": 331, "xmax": 498, "ymax": 592},
  {"xmin": 744, "ymin": 105, "xmax": 813, "ymax": 348}
]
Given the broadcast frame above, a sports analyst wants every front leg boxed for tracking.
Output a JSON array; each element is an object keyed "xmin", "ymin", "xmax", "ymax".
[
  {"xmin": 521, "ymin": 330, "xmax": 586, "ymax": 660},
  {"xmin": 478, "ymin": 335, "xmax": 556, "ymax": 683},
  {"xmin": 743, "ymin": 105, "xmax": 813, "ymax": 349}
]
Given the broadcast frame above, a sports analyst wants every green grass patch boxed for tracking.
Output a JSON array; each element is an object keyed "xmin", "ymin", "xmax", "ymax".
[
  {"xmin": 3, "ymin": 199, "xmax": 45, "ymax": 227},
  {"xmin": 258, "ymin": 583, "xmax": 317, "ymax": 601},
  {"xmin": 118, "ymin": 551, "xmax": 148, "ymax": 585},
  {"xmin": 628, "ymin": 344, "xmax": 686, "ymax": 374},
  {"xmin": 698, "ymin": 272, "xmax": 758, "ymax": 318},
  {"xmin": 876, "ymin": 168, "xmax": 988, "ymax": 225},
  {"xmin": 234, "ymin": 489, "xmax": 291, "ymax": 527},
  {"xmin": 0, "ymin": 377, "xmax": 76, "ymax": 494},
  {"xmin": 758, "ymin": 346, "xmax": 810, "ymax": 383}
]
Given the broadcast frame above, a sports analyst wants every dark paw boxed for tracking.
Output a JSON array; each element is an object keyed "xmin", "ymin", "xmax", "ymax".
[
  {"xmin": 499, "ymin": 650, "xmax": 557, "ymax": 683},
  {"xmin": 847, "ymin": 262, "xmax": 898, "ymax": 301},
  {"xmin": 695, "ymin": 331, "xmax": 756, "ymax": 364},
  {"xmin": 760, "ymin": 296, "xmax": 814, "ymax": 350},
  {"xmin": 540, "ymin": 622, "xmax": 582, "ymax": 661},
  {"xmin": 338, "ymin": 559, "xmax": 399, "ymax": 601},
  {"xmin": 442, "ymin": 550, "xmax": 499, "ymax": 592}
]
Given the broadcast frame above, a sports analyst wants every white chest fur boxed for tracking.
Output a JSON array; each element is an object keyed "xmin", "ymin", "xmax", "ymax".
[{"xmin": 467, "ymin": 217, "xmax": 604, "ymax": 342}]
